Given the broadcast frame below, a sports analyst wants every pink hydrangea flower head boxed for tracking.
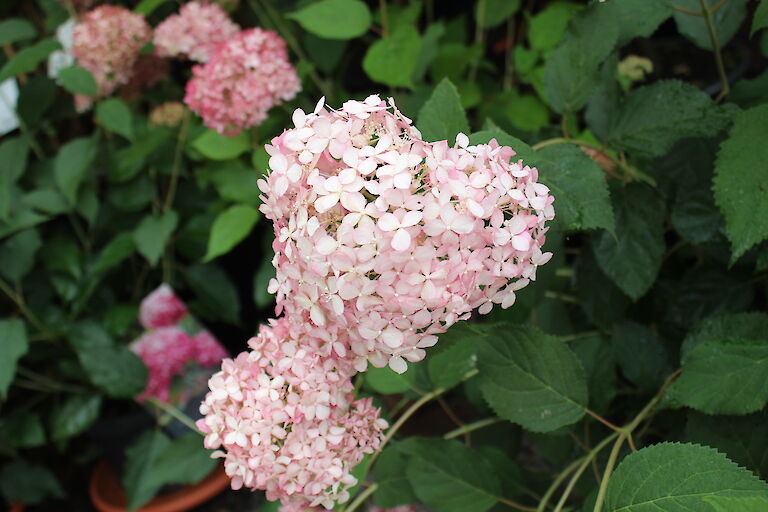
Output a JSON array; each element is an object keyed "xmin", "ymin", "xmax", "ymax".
[
  {"xmin": 192, "ymin": 330, "xmax": 229, "ymax": 366},
  {"xmin": 139, "ymin": 284, "xmax": 188, "ymax": 329},
  {"xmin": 197, "ymin": 318, "xmax": 387, "ymax": 509},
  {"xmin": 258, "ymin": 95, "xmax": 555, "ymax": 373},
  {"xmin": 184, "ymin": 28, "xmax": 301, "ymax": 134},
  {"xmin": 72, "ymin": 5, "xmax": 151, "ymax": 99},
  {"xmin": 131, "ymin": 326, "xmax": 197, "ymax": 402},
  {"xmin": 153, "ymin": 1, "xmax": 239, "ymax": 63}
]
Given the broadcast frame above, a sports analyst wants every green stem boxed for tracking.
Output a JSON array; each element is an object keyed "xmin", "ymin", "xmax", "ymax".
[
  {"xmin": 163, "ymin": 109, "xmax": 189, "ymax": 213},
  {"xmin": 553, "ymin": 432, "xmax": 619, "ymax": 512},
  {"xmin": 560, "ymin": 330, "xmax": 601, "ymax": 343},
  {"xmin": 0, "ymin": 278, "xmax": 48, "ymax": 334},
  {"xmin": 147, "ymin": 398, "xmax": 202, "ymax": 435},
  {"xmin": 537, "ymin": 457, "xmax": 585, "ymax": 512},
  {"xmin": 343, "ymin": 483, "xmax": 378, "ymax": 512},
  {"xmin": 444, "ymin": 417, "xmax": 503, "ymax": 440},
  {"xmin": 379, "ymin": 0, "xmax": 389, "ymax": 37},
  {"xmin": 699, "ymin": 0, "xmax": 729, "ymax": 103}
]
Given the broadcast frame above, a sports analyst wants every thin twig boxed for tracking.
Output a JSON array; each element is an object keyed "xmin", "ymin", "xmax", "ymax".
[
  {"xmin": 699, "ymin": 0, "xmax": 730, "ymax": 102},
  {"xmin": 444, "ymin": 417, "xmax": 503, "ymax": 440}
]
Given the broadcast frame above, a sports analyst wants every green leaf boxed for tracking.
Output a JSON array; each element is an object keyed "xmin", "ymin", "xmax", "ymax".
[
  {"xmin": 0, "ymin": 136, "xmax": 30, "ymax": 218},
  {"xmin": 406, "ymin": 438, "xmax": 502, "ymax": 512},
  {"xmin": 0, "ymin": 39, "xmax": 60, "ymax": 83},
  {"xmin": 204, "ymin": 204, "xmax": 260, "ymax": 262},
  {"xmin": 203, "ymin": 162, "xmax": 262, "ymax": 205},
  {"xmin": 427, "ymin": 323, "xmax": 478, "ymax": 391},
  {"xmin": 591, "ymin": 184, "xmax": 665, "ymax": 300},
  {"xmin": 96, "ymin": 98, "xmax": 134, "ymax": 140},
  {"xmin": 0, "ymin": 228, "xmax": 41, "ymax": 282},
  {"xmin": 606, "ymin": 80, "xmax": 732, "ymax": 159},
  {"xmin": 67, "ymin": 322, "xmax": 148, "ymax": 398},
  {"xmin": 304, "ymin": 33, "xmax": 347, "ymax": 73},
  {"xmin": 574, "ymin": 248, "xmax": 629, "ymax": 330},
  {"xmin": 0, "ymin": 319, "xmax": 27, "ymax": 399},
  {"xmin": 713, "ymin": 104, "xmax": 768, "ymax": 260},
  {"xmin": 686, "ymin": 410, "xmax": 768, "ymax": 479},
  {"xmin": 133, "ymin": 211, "xmax": 179, "ymax": 267},
  {"xmin": 58, "ymin": 66, "xmax": 98, "ymax": 97},
  {"xmin": 49, "ymin": 394, "xmax": 101, "ymax": 442},
  {"xmin": 605, "ymin": 442, "xmax": 768, "ymax": 511},
  {"xmin": 373, "ymin": 444, "xmax": 417, "ymax": 508},
  {"xmin": 17, "ymin": 75, "xmax": 57, "ymax": 126},
  {"xmin": 54, "ymin": 137, "xmax": 97, "ymax": 205},
  {"xmin": 192, "ymin": 129, "xmax": 250, "ymax": 161},
  {"xmin": 0, "ymin": 19, "xmax": 37, "ymax": 45},
  {"xmin": 365, "ymin": 364, "xmax": 416, "ymax": 394},
  {"xmin": 601, "ymin": 0, "xmax": 672, "ymax": 46},
  {"xmin": 287, "ymin": 0, "xmax": 372, "ymax": 40},
  {"xmin": 123, "ymin": 429, "xmax": 171, "ymax": 510},
  {"xmin": 680, "ymin": 313, "xmax": 768, "ymax": 361},
  {"xmin": 252, "ymin": 248, "xmax": 275, "ymax": 309},
  {"xmin": 469, "ymin": 125, "xmax": 536, "ymax": 162},
  {"xmin": 475, "ymin": 0, "xmax": 521, "ymax": 29},
  {"xmin": 417, "ymin": 78, "xmax": 470, "ymax": 143},
  {"xmin": 705, "ymin": 496, "xmax": 768, "ymax": 512},
  {"xmin": 527, "ymin": 2, "xmax": 582, "ymax": 51},
  {"xmin": 754, "ymin": 0, "xmax": 768, "ymax": 36},
  {"xmin": 134, "ymin": 0, "xmax": 172, "ymax": 15},
  {"xmin": 544, "ymin": 6, "xmax": 618, "ymax": 113},
  {"xmin": 185, "ymin": 263, "xmax": 241, "ymax": 325},
  {"xmin": 533, "ymin": 144, "xmax": 614, "ymax": 232},
  {"xmin": 571, "ymin": 335, "xmax": 616, "ymax": 413},
  {"xmin": 0, "ymin": 410, "xmax": 46, "ymax": 449},
  {"xmin": 0, "ymin": 461, "xmax": 64, "ymax": 504},
  {"xmin": 363, "ymin": 25, "xmax": 421, "ymax": 89},
  {"xmin": 92, "ymin": 232, "xmax": 135, "ymax": 275},
  {"xmin": 730, "ymin": 70, "xmax": 768, "ymax": 109},
  {"xmin": 611, "ymin": 321, "xmax": 673, "ymax": 390},
  {"xmin": 476, "ymin": 323, "xmax": 588, "ymax": 432},
  {"xmin": 673, "ymin": 0, "xmax": 749, "ymax": 50},
  {"xmin": 668, "ymin": 337, "xmax": 768, "ymax": 415}
]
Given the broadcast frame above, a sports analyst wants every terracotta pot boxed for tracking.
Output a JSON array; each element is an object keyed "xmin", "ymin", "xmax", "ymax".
[
  {"xmin": 8, "ymin": 503, "xmax": 26, "ymax": 512},
  {"xmin": 89, "ymin": 461, "xmax": 230, "ymax": 512}
]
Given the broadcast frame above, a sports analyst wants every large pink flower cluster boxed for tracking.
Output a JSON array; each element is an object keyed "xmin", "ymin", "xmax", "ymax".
[
  {"xmin": 72, "ymin": 5, "xmax": 151, "ymax": 100},
  {"xmin": 153, "ymin": 1, "xmax": 239, "ymax": 63},
  {"xmin": 184, "ymin": 28, "xmax": 301, "ymax": 134},
  {"xmin": 197, "ymin": 318, "xmax": 387, "ymax": 509},
  {"xmin": 258, "ymin": 95, "xmax": 555, "ymax": 373}
]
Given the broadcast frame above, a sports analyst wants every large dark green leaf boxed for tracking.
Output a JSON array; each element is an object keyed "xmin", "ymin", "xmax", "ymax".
[
  {"xmin": 672, "ymin": 0, "xmax": 750, "ymax": 50},
  {"xmin": 54, "ymin": 137, "xmax": 97, "ymax": 205},
  {"xmin": 427, "ymin": 323, "xmax": 478, "ymax": 391},
  {"xmin": 417, "ymin": 78, "xmax": 470, "ymax": 143},
  {"xmin": 373, "ymin": 444, "xmax": 417, "ymax": 508},
  {"xmin": 0, "ymin": 39, "xmax": 60, "ymax": 83},
  {"xmin": 0, "ymin": 228, "xmax": 41, "ymax": 282},
  {"xmin": 185, "ymin": 263, "xmax": 241, "ymax": 325},
  {"xmin": 0, "ymin": 319, "xmax": 27, "ymax": 399},
  {"xmin": 204, "ymin": 204, "xmax": 260, "ymax": 262},
  {"xmin": 611, "ymin": 321, "xmax": 673, "ymax": 390},
  {"xmin": 287, "ymin": 0, "xmax": 372, "ymax": 40},
  {"xmin": 49, "ymin": 394, "xmax": 102, "ymax": 442},
  {"xmin": 0, "ymin": 460, "xmax": 64, "ymax": 504}
]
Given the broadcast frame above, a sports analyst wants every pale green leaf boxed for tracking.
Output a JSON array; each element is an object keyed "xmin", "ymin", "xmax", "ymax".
[
  {"xmin": 204, "ymin": 204, "xmax": 260, "ymax": 261},
  {"xmin": 365, "ymin": 364, "xmax": 416, "ymax": 394},
  {"xmin": 527, "ymin": 2, "xmax": 582, "ymax": 51},
  {"xmin": 592, "ymin": 184, "xmax": 665, "ymax": 300},
  {"xmin": 363, "ymin": 25, "xmax": 421, "ymax": 89},
  {"xmin": 0, "ymin": 39, "xmax": 60, "ymax": 83},
  {"xmin": 96, "ymin": 98, "xmax": 134, "ymax": 140},
  {"xmin": 605, "ymin": 443, "xmax": 768, "ymax": 511},
  {"xmin": 58, "ymin": 66, "xmax": 98, "ymax": 97},
  {"xmin": 54, "ymin": 137, "xmax": 97, "ymax": 204},
  {"xmin": 476, "ymin": 323, "xmax": 588, "ymax": 432},
  {"xmin": 0, "ymin": 19, "xmax": 37, "ymax": 45},
  {"xmin": 134, "ymin": 0, "xmax": 171, "ymax": 15},
  {"xmin": 192, "ymin": 129, "xmax": 250, "ymax": 161},
  {"xmin": 287, "ymin": 0, "xmax": 372, "ymax": 40},
  {"xmin": 712, "ymin": 104, "xmax": 768, "ymax": 260},
  {"xmin": 0, "ymin": 319, "xmax": 28, "ymax": 399},
  {"xmin": 475, "ymin": 0, "xmax": 521, "ymax": 29},
  {"xmin": 133, "ymin": 211, "xmax": 179, "ymax": 267},
  {"xmin": 417, "ymin": 78, "xmax": 470, "ymax": 143}
]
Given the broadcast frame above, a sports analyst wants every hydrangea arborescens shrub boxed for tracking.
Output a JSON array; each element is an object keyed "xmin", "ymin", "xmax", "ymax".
[
  {"xmin": 199, "ymin": 96, "xmax": 554, "ymax": 510},
  {"xmin": 259, "ymin": 95, "xmax": 555, "ymax": 373}
]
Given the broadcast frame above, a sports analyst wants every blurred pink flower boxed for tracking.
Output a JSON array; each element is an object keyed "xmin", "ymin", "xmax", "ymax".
[
  {"xmin": 131, "ymin": 326, "xmax": 196, "ymax": 403},
  {"xmin": 139, "ymin": 284, "xmax": 188, "ymax": 330},
  {"xmin": 153, "ymin": 1, "xmax": 239, "ymax": 63},
  {"xmin": 184, "ymin": 28, "xmax": 300, "ymax": 134}
]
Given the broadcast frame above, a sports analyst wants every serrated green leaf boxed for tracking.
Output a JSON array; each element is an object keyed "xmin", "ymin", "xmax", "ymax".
[
  {"xmin": 185, "ymin": 263, "xmax": 241, "ymax": 325},
  {"xmin": 680, "ymin": 313, "xmax": 768, "ymax": 359},
  {"xmin": 54, "ymin": 137, "xmax": 97, "ymax": 204},
  {"xmin": 373, "ymin": 444, "xmax": 417, "ymax": 508},
  {"xmin": 673, "ymin": 0, "xmax": 749, "ymax": 50},
  {"xmin": 606, "ymin": 80, "xmax": 732, "ymax": 158},
  {"xmin": 205, "ymin": 204, "xmax": 260, "ymax": 261},
  {"xmin": 363, "ymin": 25, "xmax": 421, "ymax": 89},
  {"xmin": 475, "ymin": 0, "xmax": 521, "ymax": 29},
  {"xmin": 96, "ymin": 98, "xmax": 134, "ymax": 140},
  {"xmin": 0, "ymin": 319, "xmax": 28, "ymax": 399},
  {"xmin": 58, "ymin": 65, "xmax": 98, "ymax": 97},
  {"xmin": 365, "ymin": 364, "xmax": 416, "ymax": 394},
  {"xmin": 592, "ymin": 184, "xmax": 665, "ymax": 300},
  {"xmin": 49, "ymin": 394, "xmax": 101, "ymax": 442},
  {"xmin": 611, "ymin": 321, "xmax": 673, "ymax": 390},
  {"xmin": 417, "ymin": 78, "xmax": 470, "ymax": 143},
  {"xmin": 428, "ymin": 323, "xmax": 477, "ymax": 390},
  {"xmin": 192, "ymin": 129, "xmax": 249, "ymax": 161},
  {"xmin": 476, "ymin": 323, "xmax": 588, "ymax": 432},
  {"xmin": 754, "ymin": 0, "xmax": 768, "ymax": 37},
  {"xmin": 0, "ymin": 19, "xmax": 37, "ymax": 45},
  {"xmin": 605, "ymin": 442, "xmax": 768, "ymax": 511},
  {"xmin": 713, "ymin": 104, "xmax": 768, "ymax": 260},
  {"xmin": 406, "ymin": 438, "xmax": 502, "ymax": 512},
  {"xmin": 544, "ymin": 5, "xmax": 618, "ymax": 113},
  {"xmin": 133, "ymin": 211, "xmax": 179, "ymax": 267},
  {"xmin": 704, "ymin": 496, "xmax": 768, "ymax": 512},
  {"xmin": 468, "ymin": 128, "xmax": 535, "ymax": 162},
  {"xmin": 533, "ymin": 144, "xmax": 614, "ymax": 232},
  {"xmin": 0, "ymin": 39, "xmax": 60, "ymax": 83},
  {"xmin": 0, "ymin": 461, "xmax": 64, "ymax": 504},
  {"xmin": 686, "ymin": 410, "xmax": 768, "ymax": 479},
  {"xmin": 0, "ymin": 228, "xmax": 41, "ymax": 282},
  {"xmin": 287, "ymin": 0, "xmax": 372, "ymax": 40}
]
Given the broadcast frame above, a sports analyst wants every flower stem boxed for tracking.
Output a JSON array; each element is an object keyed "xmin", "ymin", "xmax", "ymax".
[
  {"xmin": 147, "ymin": 398, "xmax": 202, "ymax": 435},
  {"xmin": 343, "ymin": 483, "xmax": 378, "ymax": 512},
  {"xmin": 443, "ymin": 417, "xmax": 503, "ymax": 440},
  {"xmin": 699, "ymin": 0, "xmax": 730, "ymax": 103}
]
